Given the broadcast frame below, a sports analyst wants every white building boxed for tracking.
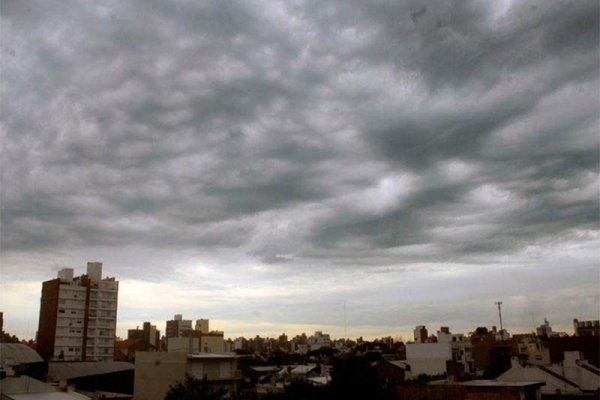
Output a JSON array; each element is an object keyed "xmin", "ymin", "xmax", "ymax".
[
  {"xmin": 37, "ymin": 262, "xmax": 118, "ymax": 362},
  {"xmin": 308, "ymin": 331, "xmax": 331, "ymax": 351},
  {"xmin": 405, "ymin": 326, "xmax": 473, "ymax": 377}
]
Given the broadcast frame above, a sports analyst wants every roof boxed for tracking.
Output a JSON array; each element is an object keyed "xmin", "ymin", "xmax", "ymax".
[
  {"xmin": 308, "ymin": 376, "xmax": 331, "ymax": 386},
  {"xmin": 0, "ymin": 376, "xmax": 56, "ymax": 394},
  {"xmin": 47, "ymin": 361, "xmax": 134, "ymax": 381},
  {"xmin": 497, "ymin": 360, "xmax": 600, "ymax": 393},
  {"xmin": 387, "ymin": 360, "xmax": 409, "ymax": 369},
  {"xmin": 0, "ymin": 343, "xmax": 44, "ymax": 366},
  {"xmin": 0, "ymin": 376, "xmax": 90, "ymax": 400},
  {"xmin": 461, "ymin": 380, "xmax": 546, "ymax": 388},
  {"xmin": 429, "ymin": 379, "xmax": 545, "ymax": 388},
  {"xmin": 187, "ymin": 353, "xmax": 237, "ymax": 360},
  {"xmin": 5, "ymin": 392, "xmax": 90, "ymax": 400},
  {"xmin": 251, "ymin": 366, "xmax": 281, "ymax": 373},
  {"xmin": 289, "ymin": 365, "xmax": 317, "ymax": 375}
]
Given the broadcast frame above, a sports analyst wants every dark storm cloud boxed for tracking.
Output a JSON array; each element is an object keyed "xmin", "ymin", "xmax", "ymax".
[{"xmin": 1, "ymin": 0, "xmax": 598, "ymax": 271}]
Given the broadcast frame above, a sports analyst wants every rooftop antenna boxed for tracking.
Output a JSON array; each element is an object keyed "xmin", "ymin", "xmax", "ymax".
[
  {"xmin": 344, "ymin": 301, "xmax": 347, "ymax": 339},
  {"xmin": 495, "ymin": 301, "xmax": 504, "ymax": 332}
]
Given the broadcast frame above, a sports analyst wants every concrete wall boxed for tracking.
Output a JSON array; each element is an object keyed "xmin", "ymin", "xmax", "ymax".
[
  {"xmin": 134, "ymin": 352, "xmax": 187, "ymax": 400},
  {"xmin": 201, "ymin": 335, "xmax": 224, "ymax": 353},
  {"xmin": 406, "ymin": 342, "xmax": 452, "ymax": 376},
  {"xmin": 167, "ymin": 336, "xmax": 200, "ymax": 353}
]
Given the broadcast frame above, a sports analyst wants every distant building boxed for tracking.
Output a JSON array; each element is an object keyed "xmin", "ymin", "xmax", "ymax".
[
  {"xmin": 406, "ymin": 326, "xmax": 473, "ymax": 377},
  {"xmin": 195, "ymin": 319, "xmax": 209, "ymax": 333},
  {"xmin": 165, "ymin": 314, "xmax": 192, "ymax": 339},
  {"xmin": 573, "ymin": 318, "xmax": 600, "ymax": 336},
  {"xmin": 165, "ymin": 315, "xmax": 224, "ymax": 353},
  {"xmin": 36, "ymin": 262, "xmax": 118, "ymax": 362},
  {"xmin": 128, "ymin": 322, "xmax": 160, "ymax": 351},
  {"xmin": 413, "ymin": 325, "xmax": 428, "ymax": 343},
  {"xmin": 307, "ymin": 331, "xmax": 331, "ymax": 351},
  {"xmin": 536, "ymin": 318, "xmax": 556, "ymax": 338},
  {"xmin": 134, "ymin": 352, "xmax": 241, "ymax": 400},
  {"xmin": 468, "ymin": 326, "xmax": 516, "ymax": 376},
  {"xmin": 513, "ymin": 333, "xmax": 550, "ymax": 366}
]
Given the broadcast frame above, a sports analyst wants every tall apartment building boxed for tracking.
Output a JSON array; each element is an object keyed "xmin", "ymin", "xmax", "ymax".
[
  {"xmin": 414, "ymin": 325, "xmax": 428, "ymax": 343},
  {"xmin": 36, "ymin": 262, "xmax": 118, "ymax": 362},
  {"xmin": 166, "ymin": 314, "xmax": 193, "ymax": 339}
]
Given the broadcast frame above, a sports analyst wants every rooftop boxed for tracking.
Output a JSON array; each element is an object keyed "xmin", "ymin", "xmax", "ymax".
[
  {"xmin": 47, "ymin": 361, "xmax": 133, "ymax": 381},
  {"xmin": 187, "ymin": 353, "xmax": 237, "ymax": 360},
  {"xmin": 0, "ymin": 343, "xmax": 44, "ymax": 366}
]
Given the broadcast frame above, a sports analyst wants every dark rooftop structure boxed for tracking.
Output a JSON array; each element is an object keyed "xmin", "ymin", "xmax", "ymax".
[
  {"xmin": 0, "ymin": 343, "xmax": 47, "ymax": 380},
  {"xmin": 47, "ymin": 362, "xmax": 134, "ymax": 395}
]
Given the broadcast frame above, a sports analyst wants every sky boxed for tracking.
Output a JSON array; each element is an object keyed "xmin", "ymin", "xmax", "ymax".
[{"xmin": 1, "ymin": 0, "xmax": 598, "ymax": 342}]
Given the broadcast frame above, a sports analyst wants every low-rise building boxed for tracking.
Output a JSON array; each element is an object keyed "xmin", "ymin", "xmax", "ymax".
[
  {"xmin": 406, "ymin": 326, "xmax": 473, "ymax": 377},
  {"xmin": 496, "ymin": 351, "xmax": 600, "ymax": 397},
  {"xmin": 134, "ymin": 352, "xmax": 241, "ymax": 400}
]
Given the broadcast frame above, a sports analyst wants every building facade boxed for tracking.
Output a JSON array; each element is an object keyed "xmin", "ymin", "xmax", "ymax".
[
  {"xmin": 36, "ymin": 262, "xmax": 118, "ymax": 362},
  {"xmin": 573, "ymin": 319, "xmax": 600, "ymax": 336},
  {"xmin": 406, "ymin": 326, "xmax": 474, "ymax": 377},
  {"xmin": 128, "ymin": 322, "xmax": 160, "ymax": 351},
  {"xmin": 165, "ymin": 315, "xmax": 224, "ymax": 353},
  {"xmin": 134, "ymin": 352, "xmax": 241, "ymax": 400}
]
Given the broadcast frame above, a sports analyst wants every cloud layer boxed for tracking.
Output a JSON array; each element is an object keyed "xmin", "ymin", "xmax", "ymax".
[{"xmin": 1, "ymin": 0, "xmax": 598, "ymax": 339}]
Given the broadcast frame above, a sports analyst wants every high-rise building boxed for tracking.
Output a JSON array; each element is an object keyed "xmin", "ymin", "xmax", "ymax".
[
  {"xmin": 165, "ymin": 314, "xmax": 192, "ymax": 339},
  {"xmin": 36, "ymin": 262, "xmax": 118, "ymax": 361},
  {"xmin": 414, "ymin": 325, "xmax": 428, "ymax": 343}
]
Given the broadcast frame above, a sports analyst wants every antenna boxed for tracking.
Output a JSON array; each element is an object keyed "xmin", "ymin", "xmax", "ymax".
[
  {"xmin": 495, "ymin": 301, "xmax": 503, "ymax": 332},
  {"xmin": 344, "ymin": 301, "xmax": 347, "ymax": 339}
]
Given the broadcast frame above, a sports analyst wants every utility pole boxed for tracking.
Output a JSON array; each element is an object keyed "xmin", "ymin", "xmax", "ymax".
[{"xmin": 495, "ymin": 301, "xmax": 504, "ymax": 332}]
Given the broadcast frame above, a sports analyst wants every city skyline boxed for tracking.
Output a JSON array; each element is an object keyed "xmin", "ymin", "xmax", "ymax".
[{"xmin": 1, "ymin": 0, "xmax": 599, "ymax": 342}]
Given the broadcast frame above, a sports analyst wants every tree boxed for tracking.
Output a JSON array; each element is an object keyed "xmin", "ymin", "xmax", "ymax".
[{"xmin": 164, "ymin": 375, "xmax": 228, "ymax": 400}]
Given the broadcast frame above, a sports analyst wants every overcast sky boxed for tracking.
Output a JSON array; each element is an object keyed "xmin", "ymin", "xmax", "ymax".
[{"xmin": 1, "ymin": 0, "xmax": 598, "ymax": 341}]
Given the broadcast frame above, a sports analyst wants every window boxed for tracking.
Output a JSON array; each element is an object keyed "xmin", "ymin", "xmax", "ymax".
[{"xmin": 59, "ymin": 309, "xmax": 65, "ymax": 313}]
